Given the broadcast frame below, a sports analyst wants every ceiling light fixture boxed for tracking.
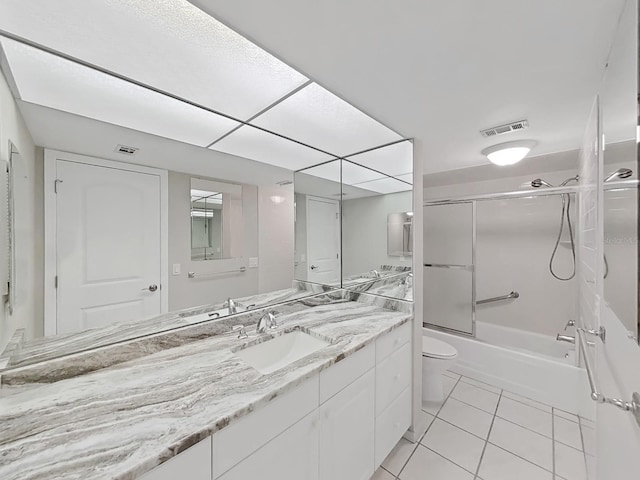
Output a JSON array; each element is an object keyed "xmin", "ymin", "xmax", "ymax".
[{"xmin": 482, "ymin": 140, "xmax": 537, "ymax": 166}]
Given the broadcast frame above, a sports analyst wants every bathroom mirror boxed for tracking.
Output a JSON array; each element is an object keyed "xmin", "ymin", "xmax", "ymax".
[
  {"xmin": 600, "ymin": 0, "xmax": 638, "ymax": 340},
  {"xmin": 339, "ymin": 141, "xmax": 414, "ymax": 300},
  {"xmin": 0, "ymin": 0, "xmax": 409, "ymax": 373},
  {"xmin": 190, "ymin": 178, "xmax": 243, "ymax": 261},
  {"xmin": 387, "ymin": 212, "xmax": 413, "ymax": 257},
  {"xmin": 294, "ymin": 160, "xmax": 342, "ymax": 286}
]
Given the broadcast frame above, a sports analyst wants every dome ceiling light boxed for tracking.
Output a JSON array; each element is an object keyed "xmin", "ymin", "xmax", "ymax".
[{"xmin": 482, "ymin": 140, "xmax": 537, "ymax": 166}]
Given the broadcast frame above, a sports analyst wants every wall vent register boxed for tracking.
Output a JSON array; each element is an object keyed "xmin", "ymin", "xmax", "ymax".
[
  {"xmin": 480, "ymin": 120, "xmax": 529, "ymax": 138},
  {"xmin": 114, "ymin": 144, "xmax": 139, "ymax": 155}
]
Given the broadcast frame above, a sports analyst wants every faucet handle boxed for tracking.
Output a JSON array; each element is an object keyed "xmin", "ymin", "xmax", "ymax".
[
  {"xmin": 267, "ymin": 311, "xmax": 278, "ymax": 329},
  {"xmin": 232, "ymin": 324, "xmax": 248, "ymax": 339},
  {"xmin": 564, "ymin": 319, "xmax": 576, "ymax": 331}
]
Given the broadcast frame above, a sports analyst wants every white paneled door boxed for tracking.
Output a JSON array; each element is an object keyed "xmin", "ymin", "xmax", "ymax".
[
  {"xmin": 306, "ymin": 196, "xmax": 340, "ymax": 284},
  {"xmin": 52, "ymin": 157, "xmax": 163, "ymax": 334}
]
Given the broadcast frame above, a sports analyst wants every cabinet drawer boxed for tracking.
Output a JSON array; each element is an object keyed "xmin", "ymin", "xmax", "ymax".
[
  {"xmin": 375, "ymin": 386, "xmax": 411, "ymax": 468},
  {"xmin": 141, "ymin": 437, "xmax": 211, "ymax": 480},
  {"xmin": 320, "ymin": 342, "xmax": 374, "ymax": 404},
  {"xmin": 375, "ymin": 342, "xmax": 411, "ymax": 415},
  {"xmin": 375, "ymin": 322, "xmax": 411, "ymax": 363},
  {"xmin": 212, "ymin": 375, "xmax": 319, "ymax": 478}
]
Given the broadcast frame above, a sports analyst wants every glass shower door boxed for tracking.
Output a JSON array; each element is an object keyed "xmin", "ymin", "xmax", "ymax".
[{"xmin": 423, "ymin": 202, "xmax": 475, "ymax": 335}]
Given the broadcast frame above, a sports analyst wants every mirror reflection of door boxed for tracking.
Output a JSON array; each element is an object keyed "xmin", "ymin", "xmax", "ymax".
[
  {"xmin": 306, "ymin": 196, "xmax": 340, "ymax": 284},
  {"xmin": 47, "ymin": 152, "xmax": 165, "ymax": 335}
]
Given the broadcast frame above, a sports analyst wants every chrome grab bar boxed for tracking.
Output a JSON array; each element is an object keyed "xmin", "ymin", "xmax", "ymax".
[
  {"xmin": 188, "ymin": 266, "xmax": 247, "ymax": 279},
  {"xmin": 576, "ymin": 328, "xmax": 640, "ymax": 424},
  {"xmin": 477, "ymin": 291, "xmax": 519, "ymax": 305}
]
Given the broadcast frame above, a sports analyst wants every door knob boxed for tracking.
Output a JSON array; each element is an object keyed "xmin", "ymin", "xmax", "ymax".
[
  {"xmin": 310, "ymin": 265, "xmax": 318, "ymax": 270},
  {"xmin": 142, "ymin": 284, "xmax": 158, "ymax": 292}
]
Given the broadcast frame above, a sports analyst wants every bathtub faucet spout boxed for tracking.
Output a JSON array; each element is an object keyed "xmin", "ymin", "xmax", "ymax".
[{"xmin": 556, "ymin": 334, "xmax": 575, "ymax": 344}]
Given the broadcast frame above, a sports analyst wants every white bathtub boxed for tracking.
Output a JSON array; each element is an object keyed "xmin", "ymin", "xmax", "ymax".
[{"xmin": 424, "ymin": 323, "xmax": 590, "ymax": 414}]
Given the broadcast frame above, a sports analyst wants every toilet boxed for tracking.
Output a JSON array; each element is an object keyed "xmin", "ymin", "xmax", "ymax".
[{"xmin": 422, "ymin": 336, "xmax": 458, "ymax": 402}]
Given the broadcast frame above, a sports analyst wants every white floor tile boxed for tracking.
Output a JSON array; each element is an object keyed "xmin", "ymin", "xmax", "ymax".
[
  {"xmin": 422, "ymin": 399, "xmax": 442, "ymax": 416},
  {"xmin": 555, "ymin": 442, "xmax": 587, "ymax": 480},
  {"xmin": 580, "ymin": 425, "xmax": 595, "ymax": 456},
  {"xmin": 442, "ymin": 374, "xmax": 458, "ymax": 397},
  {"xmin": 460, "ymin": 376, "xmax": 502, "ymax": 394},
  {"xmin": 496, "ymin": 396, "xmax": 552, "ymax": 438},
  {"xmin": 502, "ymin": 390, "xmax": 552, "ymax": 413},
  {"xmin": 478, "ymin": 444, "xmax": 553, "ymax": 480},
  {"xmin": 413, "ymin": 410, "xmax": 435, "ymax": 440},
  {"xmin": 421, "ymin": 419, "xmax": 485, "ymax": 473},
  {"xmin": 489, "ymin": 417, "xmax": 553, "ymax": 471},
  {"xmin": 438, "ymin": 397, "xmax": 494, "ymax": 439},
  {"xmin": 554, "ymin": 415, "xmax": 583, "ymax": 450},
  {"xmin": 370, "ymin": 467, "xmax": 395, "ymax": 480},
  {"xmin": 553, "ymin": 408, "xmax": 579, "ymax": 423},
  {"xmin": 399, "ymin": 445, "xmax": 474, "ymax": 480},
  {"xmin": 381, "ymin": 438, "xmax": 417, "ymax": 476},
  {"xmin": 451, "ymin": 381, "xmax": 500, "ymax": 414}
]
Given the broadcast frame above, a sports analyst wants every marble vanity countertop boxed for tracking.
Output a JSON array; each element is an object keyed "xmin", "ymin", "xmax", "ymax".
[
  {"xmin": 4, "ymin": 282, "xmax": 328, "ymax": 370},
  {"xmin": 0, "ymin": 296, "xmax": 411, "ymax": 480}
]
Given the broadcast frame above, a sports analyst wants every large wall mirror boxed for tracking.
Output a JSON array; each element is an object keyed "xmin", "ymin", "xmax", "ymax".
[
  {"xmin": 190, "ymin": 178, "xmax": 243, "ymax": 261},
  {"xmin": 0, "ymin": 0, "xmax": 411, "ymax": 373},
  {"xmin": 600, "ymin": 0, "xmax": 638, "ymax": 341},
  {"xmin": 293, "ymin": 140, "xmax": 414, "ymax": 301}
]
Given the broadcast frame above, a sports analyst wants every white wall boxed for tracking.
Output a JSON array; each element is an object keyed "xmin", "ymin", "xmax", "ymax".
[
  {"xmin": 0, "ymin": 69, "xmax": 42, "ymax": 350},
  {"xmin": 294, "ymin": 193, "xmax": 308, "ymax": 281},
  {"xmin": 342, "ymin": 191, "xmax": 413, "ymax": 276}
]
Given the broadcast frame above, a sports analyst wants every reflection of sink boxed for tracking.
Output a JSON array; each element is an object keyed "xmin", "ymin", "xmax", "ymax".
[{"xmin": 235, "ymin": 331, "xmax": 329, "ymax": 374}]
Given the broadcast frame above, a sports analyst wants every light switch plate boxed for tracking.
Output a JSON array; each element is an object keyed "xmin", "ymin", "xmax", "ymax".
[
  {"xmin": 249, "ymin": 257, "xmax": 258, "ymax": 268},
  {"xmin": 172, "ymin": 263, "xmax": 181, "ymax": 275}
]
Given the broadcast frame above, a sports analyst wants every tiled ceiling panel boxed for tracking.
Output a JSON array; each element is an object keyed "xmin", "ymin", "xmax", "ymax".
[
  {"xmin": 345, "ymin": 140, "xmax": 413, "ymax": 177},
  {"xmin": 0, "ymin": 0, "xmax": 309, "ymax": 120},
  {"xmin": 353, "ymin": 176, "xmax": 412, "ymax": 194},
  {"xmin": 1, "ymin": 38, "xmax": 239, "ymax": 146},
  {"xmin": 251, "ymin": 83, "xmax": 403, "ymax": 156},
  {"xmin": 210, "ymin": 125, "xmax": 334, "ymax": 171}
]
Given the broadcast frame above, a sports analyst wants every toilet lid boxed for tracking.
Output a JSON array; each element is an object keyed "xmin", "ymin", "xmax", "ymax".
[{"xmin": 422, "ymin": 336, "xmax": 457, "ymax": 359}]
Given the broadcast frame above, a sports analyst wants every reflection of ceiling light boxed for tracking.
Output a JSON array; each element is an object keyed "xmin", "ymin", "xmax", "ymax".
[
  {"xmin": 482, "ymin": 140, "xmax": 537, "ymax": 166},
  {"xmin": 270, "ymin": 195, "xmax": 286, "ymax": 204},
  {"xmin": 406, "ymin": 211, "xmax": 414, "ymax": 216}
]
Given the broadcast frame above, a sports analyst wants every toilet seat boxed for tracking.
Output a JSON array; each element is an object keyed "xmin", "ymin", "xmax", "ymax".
[{"xmin": 422, "ymin": 336, "xmax": 457, "ymax": 359}]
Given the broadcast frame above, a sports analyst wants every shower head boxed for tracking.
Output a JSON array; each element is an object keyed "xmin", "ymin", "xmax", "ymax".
[
  {"xmin": 560, "ymin": 175, "xmax": 579, "ymax": 186},
  {"xmin": 531, "ymin": 178, "xmax": 553, "ymax": 188},
  {"xmin": 604, "ymin": 168, "xmax": 633, "ymax": 182}
]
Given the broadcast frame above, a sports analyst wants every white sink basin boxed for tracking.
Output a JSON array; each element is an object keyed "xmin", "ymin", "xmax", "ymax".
[{"xmin": 235, "ymin": 331, "xmax": 329, "ymax": 375}]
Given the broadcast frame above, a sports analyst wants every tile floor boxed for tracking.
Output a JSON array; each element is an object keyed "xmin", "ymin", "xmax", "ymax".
[{"xmin": 372, "ymin": 370, "xmax": 593, "ymax": 480}]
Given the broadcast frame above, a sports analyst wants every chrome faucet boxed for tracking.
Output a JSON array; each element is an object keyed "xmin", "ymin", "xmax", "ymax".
[
  {"xmin": 256, "ymin": 311, "xmax": 278, "ymax": 333},
  {"xmin": 225, "ymin": 297, "xmax": 237, "ymax": 315},
  {"xmin": 556, "ymin": 334, "xmax": 575, "ymax": 344},
  {"xmin": 564, "ymin": 319, "xmax": 576, "ymax": 330},
  {"xmin": 232, "ymin": 324, "xmax": 248, "ymax": 339},
  {"xmin": 371, "ymin": 269, "xmax": 381, "ymax": 278}
]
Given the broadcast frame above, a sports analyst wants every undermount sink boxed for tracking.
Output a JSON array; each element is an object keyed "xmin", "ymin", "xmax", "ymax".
[{"xmin": 235, "ymin": 330, "xmax": 329, "ymax": 375}]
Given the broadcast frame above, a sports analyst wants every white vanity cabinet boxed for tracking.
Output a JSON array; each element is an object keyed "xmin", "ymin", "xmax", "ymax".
[
  {"xmin": 140, "ymin": 437, "xmax": 212, "ymax": 480},
  {"xmin": 319, "ymin": 369, "xmax": 375, "ymax": 480},
  {"xmin": 139, "ymin": 320, "xmax": 412, "ymax": 480}
]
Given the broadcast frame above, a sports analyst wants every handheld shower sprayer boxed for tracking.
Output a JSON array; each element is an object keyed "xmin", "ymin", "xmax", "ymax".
[{"xmin": 604, "ymin": 168, "xmax": 633, "ymax": 182}]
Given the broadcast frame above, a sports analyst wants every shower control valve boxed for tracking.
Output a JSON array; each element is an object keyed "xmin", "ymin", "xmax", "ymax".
[{"xmin": 564, "ymin": 319, "xmax": 576, "ymax": 331}]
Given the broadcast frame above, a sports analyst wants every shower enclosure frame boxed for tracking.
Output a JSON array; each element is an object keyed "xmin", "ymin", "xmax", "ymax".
[{"xmin": 422, "ymin": 179, "xmax": 638, "ymax": 338}]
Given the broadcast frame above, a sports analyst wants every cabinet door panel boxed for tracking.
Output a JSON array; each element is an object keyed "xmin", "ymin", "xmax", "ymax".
[
  {"xmin": 319, "ymin": 369, "xmax": 375, "ymax": 480},
  {"xmin": 218, "ymin": 410, "xmax": 319, "ymax": 480},
  {"xmin": 141, "ymin": 437, "xmax": 211, "ymax": 480},
  {"xmin": 375, "ymin": 386, "xmax": 411, "ymax": 467}
]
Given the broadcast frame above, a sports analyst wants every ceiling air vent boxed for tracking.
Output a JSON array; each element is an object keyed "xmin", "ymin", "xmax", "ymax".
[
  {"xmin": 480, "ymin": 120, "xmax": 529, "ymax": 138},
  {"xmin": 114, "ymin": 144, "xmax": 139, "ymax": 155},
  {"xmin": 276, "ymin": 180, "xmax": 293, "ymax": 186}
]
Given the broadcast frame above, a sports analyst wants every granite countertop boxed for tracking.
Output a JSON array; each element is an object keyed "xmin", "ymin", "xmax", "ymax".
[{"xmin": 0, "ymin": 293, "xmax": 412, "ymax": 480}]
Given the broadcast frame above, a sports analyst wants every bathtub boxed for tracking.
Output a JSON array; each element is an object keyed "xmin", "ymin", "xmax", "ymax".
[{"xmin": 424, "ymin": 323, "xmax": 590, "ymax": 414}]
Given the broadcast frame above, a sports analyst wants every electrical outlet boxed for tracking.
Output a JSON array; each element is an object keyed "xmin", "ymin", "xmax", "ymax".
[{"xmin": 249, "ymin": 257, "xmax": 258, "ymax": 268}]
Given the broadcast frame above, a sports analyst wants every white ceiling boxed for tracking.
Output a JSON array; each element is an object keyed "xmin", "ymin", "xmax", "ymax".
[
  {"xmin": 190, "ymin": 0, "xmax": 629, "ymax": 174},
  {"xmin": 0, "ymin": 0, "xmax": 407, "ymax": 182}
]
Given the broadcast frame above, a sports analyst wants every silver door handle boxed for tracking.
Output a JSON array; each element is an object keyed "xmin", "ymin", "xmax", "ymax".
[
  {"xmin": 310, "ymin": 265, "xmax": 318, "ymax": 270},
  {"xmin": 142, "ymin": 284, "xmax": 158, "ymax": 292}
]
